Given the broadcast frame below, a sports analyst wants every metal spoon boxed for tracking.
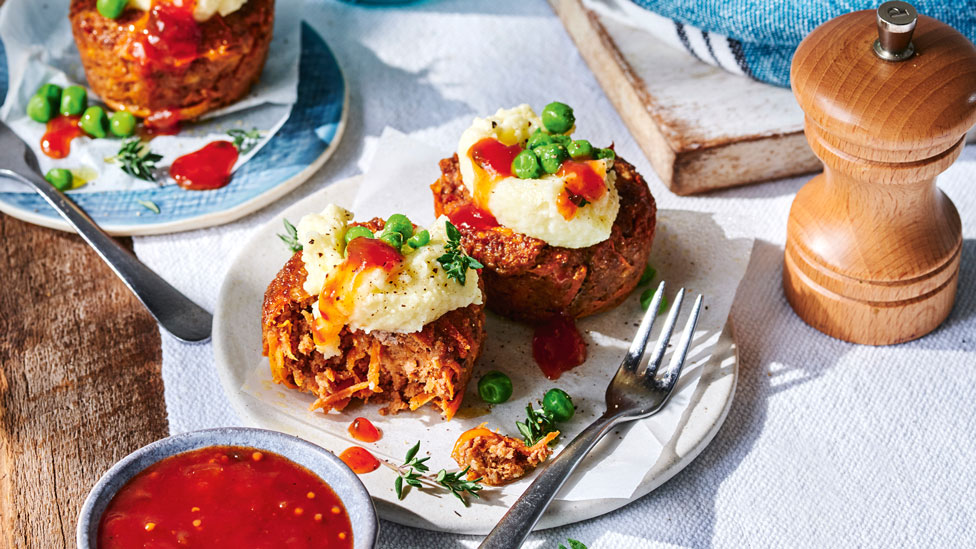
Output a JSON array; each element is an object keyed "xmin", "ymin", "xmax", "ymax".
[{"xmin": 0, "ymin": 121, "xmax": 212, "ymax": 342}]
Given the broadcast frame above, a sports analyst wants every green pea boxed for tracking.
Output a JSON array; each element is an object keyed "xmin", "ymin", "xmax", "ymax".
[
  {"xmin": 38, "ymin": 84, "xmax": 62, "ymax": 107},
  {"xmin": 379, "ymin": 230, "xmax": 404, "ymax": 249},
  {"xmin": 550, "ymin": 134, "xmax": 571, "ymax": 147},
  {"xmin": 80, "ymin": 106, "xmax": 109, "ymax": 138},
  {"xmin": 535, "ymin": 143, "xmax": 569, "ymax": 175},
  {"xmin": 60, "ymin": 86, "xmax": 87, "ymax": 116},
  {"xmin": 541, "ymin": 101, "xmax": 575, "ymax": 134},
  {"xmin": 542, "ymin": 388, "xmax": 575, "ymax": 422},
  {"xmin": 27, "ymin": 95, "xmax": 52, "ymax": 123},
  {"xmin": 407, "ymin": 230, "xmax": 430, "ymax": 249},
  {"xmin": 639, "ymin": 264, "xmax": 656, "ymax": 286},
  {"xmin": 568, "ymin": 139, "xmax": 593, "ymax": 159},
  {"xmin": 384, "ymin": 214, "xmax": 414, "ymax": 239},
  {"xmin": 596, "ymin": 148, "xmax": 616, "ymax": 161},
  {"xmin": 478, "ymin": 371, "xmax": 513, "ymax": 404},
  {"xmin": 97, "ymin": 0, "xmax": 128, "ymax": 19},
  {"xmin": 344, "ymin": 225, "xmax": 374, "ymax": 245},
  {"xmin": 526, "ymin": 129, "xmax": 553, "ymax": 150},
  {"xmin": 45, "ymin": 168, "xmax": 73, "ymax": 191},
  {"xmin": 109, "ymin": 111, "xmax": 136, "ymax": 137},
  {"xmin": 512, "ymin": 149, "xmax": 542, "ymax": 179},
  {"xmin": 640, "ymin": 287, "xmax": 668, "ymax": 315}
]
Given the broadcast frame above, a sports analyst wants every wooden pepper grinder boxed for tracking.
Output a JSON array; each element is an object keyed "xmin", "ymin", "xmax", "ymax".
[{"xmin": 784, "ymin": 1, "xmax": 976, "ymax": 345}]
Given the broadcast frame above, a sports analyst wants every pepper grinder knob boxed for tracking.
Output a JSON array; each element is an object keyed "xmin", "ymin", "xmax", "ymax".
[{"xmin": 873, "ymin": 1, "xmax": 918, "ymax": 61}]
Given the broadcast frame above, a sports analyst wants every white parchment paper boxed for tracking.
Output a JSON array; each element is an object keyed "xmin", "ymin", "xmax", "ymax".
[
  {"xmin": 242, "ymin": 128, "xmax": 753, "ymax": 502},
  {"xmin": 0, "ymin": 0, "xmax": 301, "ymax": 193}
]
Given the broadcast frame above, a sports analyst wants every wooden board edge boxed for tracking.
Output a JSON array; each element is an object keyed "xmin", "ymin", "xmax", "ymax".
[{"xmin": 550, "ymin": 0, "xmax": 678, "ymax": 187}]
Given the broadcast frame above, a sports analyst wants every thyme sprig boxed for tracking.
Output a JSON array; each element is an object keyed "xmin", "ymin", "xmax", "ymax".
[
  {"xmin": 558, "ymin": 539, "xmax": 588, "ymax": 549},
  {"xmin": 516, "ymin": 401, "xmax": 560, "ymax": 447},
  {"xmin": 390, "ymin": 441, "xmax": 485, "ymax": 506},
  {"xmin": 110, "ymin": 138, "xmax": 162, "ymax": 182},
  {"xmin": 437, "ymin": 221, "xmax": 483, "ymax": 285},
  {"xmin": 227, "ymin": 128, "xmax": 262, "ymax": 154},
  {"xmin": 435, "ymin": 466, "xmax": 483, "ymax": 505},
  {"xmin": 277, "ymin": 218, "xmax": 302, "ymax": 252}
]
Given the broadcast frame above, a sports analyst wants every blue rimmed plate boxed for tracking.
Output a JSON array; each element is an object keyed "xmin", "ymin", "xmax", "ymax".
[{"xmin": 0, "ymin": 22, "xmax": 347, "ymax": 236}]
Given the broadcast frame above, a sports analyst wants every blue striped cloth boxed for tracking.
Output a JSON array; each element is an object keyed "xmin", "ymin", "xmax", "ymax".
[{"xmin": 630, "ymin": 0, "xmax": 976, "ymax": 87}]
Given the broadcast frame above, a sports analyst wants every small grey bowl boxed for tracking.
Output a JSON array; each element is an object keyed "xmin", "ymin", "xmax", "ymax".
[{"xmin": 77, "ymin": 427, "xmax": 378, "ymax": 548}]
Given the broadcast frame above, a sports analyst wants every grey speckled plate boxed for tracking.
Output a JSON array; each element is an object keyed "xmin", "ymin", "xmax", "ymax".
[
  {"xmin": 212, "ymin": 175, "xmax": 741, "ymax": 535},
  {"xmin": 77, "ymin": 427, "xmax": 377, "ymax": 548}
]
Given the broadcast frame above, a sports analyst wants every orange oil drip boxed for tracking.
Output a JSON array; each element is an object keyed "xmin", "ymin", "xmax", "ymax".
[
  {"xmin": 339, "ymin": 447, "xmax": 380, "ymax": 474},
  {"xmin": 555, "ymin": 160, "xmax": 607, "ymax": 220},
  {"xmin": 40, "ymin": 116, "xmax": 82, "ymax": 159},
  {"xmin": 467, "ymin": 138, "xmax": 522, "ymax": 211},
  {"xmin": 532, "ymin": 314, "xmax": 587, "ymax": 380},
  {"xmin": 348, "ymin": 417, "xmax": 381, "ymax": 443}
]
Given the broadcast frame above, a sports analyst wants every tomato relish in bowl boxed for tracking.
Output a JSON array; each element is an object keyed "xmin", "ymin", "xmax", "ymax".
[{"xmin": 77, "ymin": 428, "xmax": 377, "ymax": 549}]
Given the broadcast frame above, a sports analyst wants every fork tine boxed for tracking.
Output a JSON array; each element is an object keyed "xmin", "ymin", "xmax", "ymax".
[
  {"xmin": 658, "ymin": 294, "xmax": 704, "ymax": 389},
  {"xmin": 642, "ymin": 287, "xmax": 686, "ymax": 378},
  {"xmin": 620, "ymin": 281, "xmax": 665, "ymax": 371}
]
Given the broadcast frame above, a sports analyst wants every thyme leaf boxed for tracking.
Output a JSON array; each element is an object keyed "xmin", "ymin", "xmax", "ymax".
[
  {"xmin": 110, "ymin": 138, "xmax": 162, "ymax": 182},
  {"xmin": 391, "ymin": 441, "xmax": 484, "ymax": 506},
  {"xmin": 515, "ymin": 401, "xmax": 559, "ymax": 447},
  {"xmin": 227, "ymin": 128, "xmax": 262, "ymax": 154},
  {"xmin": 437, "ymin": 221, "xmax": 483, "ymax": 285},
  {"xmin": 277, "ymin": 218, "xmax": 302, "ymax": 252}
]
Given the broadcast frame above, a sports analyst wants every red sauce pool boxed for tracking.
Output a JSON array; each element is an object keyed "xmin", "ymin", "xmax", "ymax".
[
  {"xmin": 171, "ymin": 141, "xmax": 239, "ymax": 190},
  {"xmin": 40, "ymin": 115, "xmax": 82, "ymax": 159},
  {"xmin": 339, "ymin": 447, "xmax": 380, "ymax": 474},
  {"xmin": 348, "ymin": 417, "xmax": 381, "ymax": 443},
  {"xmin": 97, "ymin": 445, "xmax": 353, "ymax": 549},
  {"xmin": 470, "ymin": 137, "xmax": 521, "ymax": 178},
  {"xmin": 532, "ymin": 315, "xmax": 587, "ymax": 380},
  {"xmin": 447, "ymin": 203, "xmax": 500, "ymax": 231}
]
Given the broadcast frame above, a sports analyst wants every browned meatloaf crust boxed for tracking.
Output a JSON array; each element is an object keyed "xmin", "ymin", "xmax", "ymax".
[
  {"xmin": 431, "ymin": 154, "xmax": 656, "ymax": 322},
  {"xmin": 69, "ymin": 0, "xmax": 274, "ymax": 120},
  {"xmin": 261, "ymin": 219, "xmax": 486, "ymax": 420},
  {"xmin": 451, "ymin": 428, "xmax": 557, "ymax": 486}
]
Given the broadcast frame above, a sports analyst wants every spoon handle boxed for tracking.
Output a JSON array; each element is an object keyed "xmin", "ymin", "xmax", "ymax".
[{"xmin": 5, "ymin": 169, "xmax": 212, "ymax": 342}]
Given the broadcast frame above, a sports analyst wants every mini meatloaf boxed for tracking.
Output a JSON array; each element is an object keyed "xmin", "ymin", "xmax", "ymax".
[
  {"xmin": 69, "ymin": 0, "xmax": 274, "ymax": 120},
  {"xmin": 452, "ymin": 428, "xmax": 558, "ymax": 486},
  {"xmin": 262, "ymin": 217, "xmax": 486, "ymax": 420},
  {"xmin": 432, "ymin": 154, "xmax": 656, "ymax": 322}
]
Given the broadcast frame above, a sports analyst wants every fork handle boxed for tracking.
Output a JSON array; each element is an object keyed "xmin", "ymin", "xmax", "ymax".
[
  {"xmin": 2, "ymin": 169, "xmax": 213, "ymax": 343},
  {"xmin": 479, "ymin": 413, "xmax": 621, "ymax": 549}
]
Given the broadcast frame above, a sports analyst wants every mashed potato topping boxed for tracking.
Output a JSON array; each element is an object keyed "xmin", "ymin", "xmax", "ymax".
[
  {"xmin": 298, "ymin": 205, "xmax": 483, "ymax": 359},
  {"xmin": 127, "ymin": 0, "xmax": 248, "ymax": 21},
  {"xmin": 456, "ymin": 105, "xmax": 619, "ymax": 249}
]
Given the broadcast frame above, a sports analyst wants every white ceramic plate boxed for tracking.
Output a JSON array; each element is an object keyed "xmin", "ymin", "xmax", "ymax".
[{"xmin": 213, "ymin": 176, "xmax": 740, "ymax": 534}]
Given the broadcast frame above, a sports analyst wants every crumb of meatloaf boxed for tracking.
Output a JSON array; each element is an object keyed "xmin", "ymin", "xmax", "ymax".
[
  {"xmin": 431, "ymin": 154, "xmax": 656, "ymax": 322},
  {"xmin": 451, "ymin": 427, "xmax": 558, "ymax": 486},
  {"xmin": 69, "ymin": 0, "xmax": 274, "ymax": 120},
  {"xmin": 261, "ymin": 218, "xmax": 486, "ymax": 420}
]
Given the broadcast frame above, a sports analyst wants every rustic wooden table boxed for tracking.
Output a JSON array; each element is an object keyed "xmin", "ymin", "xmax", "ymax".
[{"xmin": 0, "ymin": 212, "xmax": 167, "ymax": 547}]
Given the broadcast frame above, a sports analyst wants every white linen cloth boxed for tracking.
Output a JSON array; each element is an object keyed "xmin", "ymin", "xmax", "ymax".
[{"xmin": 132, "ymin": 0, "xmax": 976, "ymax": 546}]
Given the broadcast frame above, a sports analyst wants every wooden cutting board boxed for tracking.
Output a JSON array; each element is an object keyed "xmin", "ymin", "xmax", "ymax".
[{"xmin": 549, "ymin": 0, "xmax": 974, "ymax": 195}]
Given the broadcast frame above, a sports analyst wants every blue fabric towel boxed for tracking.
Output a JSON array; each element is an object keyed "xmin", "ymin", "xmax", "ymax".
[{"xmin": 631, "ymin": 0, "xmax": 976, "ymax": 87}]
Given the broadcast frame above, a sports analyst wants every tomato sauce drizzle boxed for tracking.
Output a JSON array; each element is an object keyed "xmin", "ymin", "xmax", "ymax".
[
  {"xmin": 555, "ymin": 160, "xmax": 608, "ymax": 220},
  {"xmin": 312, "ymin": 237, "xmax": 402, "ymax": 350},
  {"xmin": 132, "ymin": 1, "xmax": 202, "ymax": 74},
  {"xmin": 143, "ymin": 108, "xmax": 183, "ymax": 136},
  {"xmin": 170, "ymin": 141, "xmax": 239, "ymax": 190},
  {"xmin": 532, "ymin": 314, "xmax": 587, "ymax": 380},
  {"xmin": 339, "ymin": 447, "xmax": 380, "ymax": 474},
  {"xmin": 97, "ymin": 445, "xmax": 353, "ymax": 549},
  {"xmin": 468, "ymin": 137, "xmax": 522, "ymax": 210},
  {"xmin": 348, "ymin": 417, "xmax": 381, "ymax": 443},
  {"xmin": 447, "ymin": 203, "xmax": 500, "ymax": 231},
  {"xmin": 40, "ymin": 115, "xmax": 82, "ymax": 159}
]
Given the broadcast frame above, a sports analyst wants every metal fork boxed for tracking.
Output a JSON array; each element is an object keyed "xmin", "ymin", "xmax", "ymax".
[
  {"xmin": 479, "ymin": 282, "xmax": 703, "ymax": 549},
  {"xmin": 0, "ymin": 121, "xmax": 212, "ymax": 342}
]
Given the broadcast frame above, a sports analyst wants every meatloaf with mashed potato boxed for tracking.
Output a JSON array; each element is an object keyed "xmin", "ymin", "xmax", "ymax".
[
  {"xmin": 262, "ymin": 213, "xmax": 486, "ymax": 420},
  {"xmin": 69, "ymin": 0, "xmax": 274, "ymax": 120},
  {"xmin": 432, "ymin": 154, "xmax": 656, "ymax": 322}
]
